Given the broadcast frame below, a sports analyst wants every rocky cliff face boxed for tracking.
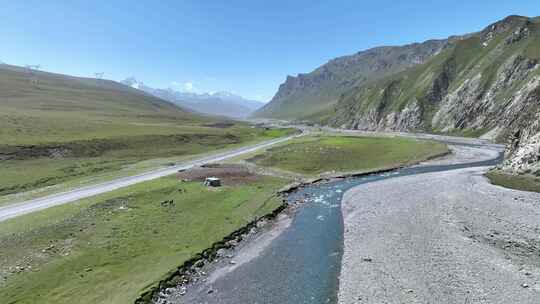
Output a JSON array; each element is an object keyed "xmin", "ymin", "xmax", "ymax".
[
  {"xmin": 326, "ymin": 15, "xmax": 540, "ymax": 173},
  {"xmin": 254, "ymin": 40, "xmax": 449, "ymax": 120}
]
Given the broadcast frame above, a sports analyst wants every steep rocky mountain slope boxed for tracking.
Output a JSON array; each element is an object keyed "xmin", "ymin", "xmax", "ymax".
[
  {"xmin": 123, "ymin": 78, "xmax": 264, "ymax": 119},
  {"xmin": 254, "ymin": 39, "xmax": 450, "ymax": 120},
  {"xmin": 260, "ymin": 15, "xmax": 540, "ymax": 174},
  {"xmin": 329, "ymin": 15, "xmax": 540, "ymax": 173}
]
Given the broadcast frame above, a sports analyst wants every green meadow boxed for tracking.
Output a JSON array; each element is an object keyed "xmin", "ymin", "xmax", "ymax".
[
  {"xmin": 486, "ymin": 170, "xmax": 540, "ymax": 193},
  {"xmin": 247, "ymin": 135, "xmax": 449, "ymax": 175},
  {"xmin": 0, "ymin": 174, "xmax": 288, "ymax": 304}
]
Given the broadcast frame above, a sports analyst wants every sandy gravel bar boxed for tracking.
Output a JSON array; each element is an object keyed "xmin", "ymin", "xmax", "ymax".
[{"xmin": 340, "ymin": 160, "xmax": 540, "ymax": 303}]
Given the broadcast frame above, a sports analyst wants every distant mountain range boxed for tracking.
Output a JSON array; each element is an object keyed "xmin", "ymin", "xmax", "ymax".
[
  {"xmin": 256, "ymin": 15, "xmax": 540, "ymax": 174},
  {"xmin": 122, "ymin": 78, "xmax": 264, "ymax": 119}
]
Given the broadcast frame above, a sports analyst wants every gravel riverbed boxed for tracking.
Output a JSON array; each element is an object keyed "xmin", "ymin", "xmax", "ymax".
[{"xmin": 339, "ymin": 146, "xmax": 540, "ymax": 303}]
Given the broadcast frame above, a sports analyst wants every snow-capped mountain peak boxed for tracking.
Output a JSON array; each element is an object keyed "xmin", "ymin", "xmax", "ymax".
[
  {"xmin": 122, "ymin": 77, "xmax": 145, "ymax": 89},
  {"xmin": 121, "ymin": 77, "xmax": 264, "ymax": 118}
]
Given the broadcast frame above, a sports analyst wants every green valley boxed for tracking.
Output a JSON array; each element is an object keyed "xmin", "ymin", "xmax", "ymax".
[{"xmin": 0, "ymin": 64, "xmax": 293, "ymax": 197}]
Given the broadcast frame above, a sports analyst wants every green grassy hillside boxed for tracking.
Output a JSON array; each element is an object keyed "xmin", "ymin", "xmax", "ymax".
[
  {"xmin": 0, "ymin": 64, "xmax": 203, "ymax": 145},
  {"xmin": 0, "ymin": 65, "xmax": 293, "ymax": 196}
]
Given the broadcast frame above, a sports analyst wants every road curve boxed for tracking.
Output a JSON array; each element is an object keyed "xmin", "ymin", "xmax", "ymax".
[
  {"xmin": 339, "ymin": 144, "xmax": 540, "ymax": 304},
  {"xmin": 0, "ymin": 134, "xmax": 299, "ymax": 222}
]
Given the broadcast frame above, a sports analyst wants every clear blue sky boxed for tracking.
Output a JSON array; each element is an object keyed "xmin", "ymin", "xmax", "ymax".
[{"xmin": 1, "ymin": 1, "xmax": 539, "ymax": 101}]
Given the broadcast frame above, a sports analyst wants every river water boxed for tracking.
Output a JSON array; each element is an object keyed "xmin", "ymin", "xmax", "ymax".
[{"xmin": 173, "ymin": 144, "xmax": 503, "ymax": 304}]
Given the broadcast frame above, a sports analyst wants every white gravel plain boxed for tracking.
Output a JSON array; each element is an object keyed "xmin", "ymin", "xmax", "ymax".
[{"xmin": 339, "ymin": 146, "xmax": 540, "ymax": 304}]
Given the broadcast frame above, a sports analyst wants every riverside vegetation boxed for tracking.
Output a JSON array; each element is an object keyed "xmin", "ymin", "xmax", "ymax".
[
  {"xmin": 247, "ymin": 135, "xmax": 449, "ymax": 175},
  {"xmin": 486, "ymin": 169, "xmax": 540, "ymax": 193},
  {"xmin": 0, "ymin": 133, "xmax": 449, "ymax": 304},
  {"xmin": 0, "ymin": 173, "xmax": 288, "ymax": 304}
]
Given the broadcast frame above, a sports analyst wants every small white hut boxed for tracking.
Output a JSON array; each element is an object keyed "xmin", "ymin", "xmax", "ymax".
[{"xmin": 203, "ymin": 177, "xmax": 221, "ymax": 187}]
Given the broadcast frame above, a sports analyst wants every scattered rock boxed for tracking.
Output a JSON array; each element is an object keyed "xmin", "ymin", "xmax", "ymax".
[
  {"xmin": 226, "ymin": 240, "xmax": 238, "ymax": 247},
  {"xmin": 194, "ymin": 260, "xmax": 205, "ymax": 268},
  {"xmin": 256, "ymin": 220, "xmax": 267, "ymax": 228},
  {"xmin": 42, "ymin": 244, "xmax": 55, "ymax": 252}
]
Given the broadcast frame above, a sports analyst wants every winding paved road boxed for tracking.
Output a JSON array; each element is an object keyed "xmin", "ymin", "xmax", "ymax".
[{"xmin": 0, "ymin": 134, "xmax": 299, "ymax": 222}]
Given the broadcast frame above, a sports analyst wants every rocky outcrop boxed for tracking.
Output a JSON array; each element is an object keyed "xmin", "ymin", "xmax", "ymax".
[
  {"xmin": 383, "ymin": 100, "xmax": 424, "ymax": 131},
  {"xmin": 334, "ymin": 97, "xmax": 424, "ymax": 132},
  {"xmin": 430, "ymin": 54, "xmax": 540, "ymax": 172},
  {"xmin": 501, "ymin": 78, "xmax": 540, "ymax": 173}
]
